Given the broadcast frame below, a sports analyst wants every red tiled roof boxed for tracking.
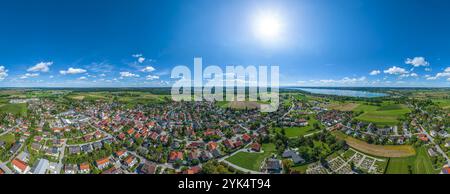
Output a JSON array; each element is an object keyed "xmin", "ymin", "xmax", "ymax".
[
  {"xmin": 79, "ymin": 163, "xmax": 90, "ymax": 170},
  {"xmin": 12, "ymin": 159, "xmax": 28, "ymax": 172},
  {"xmin": 96, "ymin": 157, "xmax": 110, "ymax": 166}
]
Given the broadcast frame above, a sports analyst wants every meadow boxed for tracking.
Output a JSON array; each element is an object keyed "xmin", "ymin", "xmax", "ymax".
[
  {"xmin": 386, "ymin": 147, "xmax": 440, "ymax": 174},
  {"xmin": 273, "ymin": 117, "xmax": 321, "ymax": 138},
  {"xmin": 353, "ymin": 102, "xmax": 410, "ymax": 126},
  {"xmin": 225, "ymin": 143, "xmax": 276, "ymax": 171},
  {"xmin": 0, "ymin": 103, "xmax": 28, "ymax": 117}
]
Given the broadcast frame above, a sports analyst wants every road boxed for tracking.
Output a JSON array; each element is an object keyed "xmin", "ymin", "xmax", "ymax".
[{"xmin": 418, "ymin": 124, "xmax": 450, "ymax": 166}]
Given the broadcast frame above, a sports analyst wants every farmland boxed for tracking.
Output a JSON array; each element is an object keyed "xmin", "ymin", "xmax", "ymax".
[
  {"xmin": 333, "ymin": 131, "xmax": 416, "ymax": 158},
  {"xmin": 353, "ymin": 102, "xmax": 410, "ymax": 126},
  {"xmin": 386, "ymin": 147, "xmax": 440, "ymax": 174},
  {"xmin": 0, "ymin": 103, "xmax": 28, "ymax": 117}
]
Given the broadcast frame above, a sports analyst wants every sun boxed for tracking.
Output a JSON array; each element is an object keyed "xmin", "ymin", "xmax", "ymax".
[{"xmin": 253, "ymin": 11, "xmax": 283, "ymax": 42}]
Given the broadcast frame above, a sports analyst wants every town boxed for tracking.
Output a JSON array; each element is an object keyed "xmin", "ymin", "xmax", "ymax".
[{"xmin": 0, "ymin": 88, "xmax": 449, "ymax": 174}]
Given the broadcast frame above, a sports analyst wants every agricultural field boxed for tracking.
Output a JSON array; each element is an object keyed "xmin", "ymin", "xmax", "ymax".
[
  {"xmin": 333, "ymin": 131, "xmax": 416, "ymax": 158},
  {"xmin": 353, "ymin": 102, "xmax": 411, "ymax": 126},
  {"xmin": 326, "ymin": 102, "xmax": 360, "ymax": 111},
  {"xmin": 432, "ymin": 99, "xmax": 450, "ymax": 110},
  {"xmin": 386, "ymin": 147, "xmax": 440, "ymax": 174},
  {"xmin": 0, "ymin": 103, "xmax": 28, "ymax": 117},
  {"xmin": 274, "ymin": 117, "xmax": 321, "ymax": 138},
  {"xmin": 225, "ymin": 143, "xmax": 276, "ymax": 171}
]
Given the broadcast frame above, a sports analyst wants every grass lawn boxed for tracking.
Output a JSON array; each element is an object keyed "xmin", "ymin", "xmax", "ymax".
[
  {"xmin": 386, "ymin": 147, "xmax": 440, "ymax": 174},
  {"xmin": 274, "ymin": 117, "xmax": 321, "ymax": 138},
  {"xmin": 290, "ymin": 163, "xmax": 309, "ymax": 174},
  {"xmin": 225, "ymin": 143, "xmax": 276, "ymax": 171},
  {"xmin": 354, "ymin": 102, "xmax": 410, "ymax": 126},
  {"xmin": 0, "ymin": 133, "xmax": 16, "ymax": 144},
  {"xmin": 333, "ymin": 131, "xmax": 415, "ymax": 158},
  {"xmin": 0, "ymin": 103, "xmax": 27, "ymax": 117}
]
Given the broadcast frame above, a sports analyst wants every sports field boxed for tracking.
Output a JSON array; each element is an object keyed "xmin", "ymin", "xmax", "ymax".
[{"xmin": 333, "ymin": 131, "xmax": 415, "ymax": 158}]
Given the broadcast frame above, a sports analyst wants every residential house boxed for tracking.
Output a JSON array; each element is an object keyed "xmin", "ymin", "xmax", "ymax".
[
  {"xmin": 79, "ymin": 163, "xmax": 90, "ymax": 174},
  {"xmin": 124, "ymin": 156, "xmax": 137, "ymax": 167},
  {"xmin": 12, "ymin": 159, "xmax": 30, "ymax": 174},
  {"xmin": 96, "ymin": 157, "xmax": 110, "ymax": 170},
  {"xmin": 31, "ymin": 159, "xmax": 49, "ymax": 174}
]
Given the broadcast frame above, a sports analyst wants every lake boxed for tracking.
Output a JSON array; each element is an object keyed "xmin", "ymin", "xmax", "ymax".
[{"xmin": 290, "ymin": 88, "xmax": 388, "ymax": 98}]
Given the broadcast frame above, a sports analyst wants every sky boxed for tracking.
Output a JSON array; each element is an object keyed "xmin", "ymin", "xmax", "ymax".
[{"xmin": 0, "ymin": 0, "xmax": 449, "ymax": 87}]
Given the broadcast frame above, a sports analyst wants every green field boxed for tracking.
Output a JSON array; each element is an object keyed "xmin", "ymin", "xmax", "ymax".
[
  {"xmin": 0, "ymin": 103, "xmax": 28, "ymax": 117},
  {"xmin": 225, "ymin": 143, "xmax": 276, "ymax": 171},
  {"xmin": 432, "ymin": 99, "xmax": 450, "ymax": 110},
  {"xmin": 0, "ymin": 133, "xmax": 16, "ymax": 144},
  {"xmin": 386, "ymin": 147, "xmax": 440, "ymax": 174},
  {"xmin": 354, "ymin": 102, "xmax": 410, "ymax": 126},
  {"xmin": 274, "ymin": 117, "xmax": 321, "ymax": 138}
]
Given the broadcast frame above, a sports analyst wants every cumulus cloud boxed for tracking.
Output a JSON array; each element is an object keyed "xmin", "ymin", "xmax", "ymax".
[
  {"xmin": 146, "ymin": 75, "xmax": 160, "ymax": 80},
  {"xmin": 0, "ymin": 66, "xmax": 8, "ymax": 80},
  {"xmin": 27, "ymin": 61, "xmax": 52, "ymax": 72},
  {"xmin": 120, "ymin": 72, "xmax": 139, "ymax": 78},
  {"xmin": 399, "ymin": 72, "xmax": 419, "ymax": 79},
  {"xmin": 384, "ymin": 66, "xmax": 408, "ymax": 75},
  {"xmin": 60, "ymin": 67, "xmax": 87, "ymax": 75},
  {"xmin": 20, "ymin": 73, "xmax": 39, "ymax": 79},
  {"xmin": 405, "ymin": 57, "xmax": 429, "ymax": 67},
  {"xmin": 141, "ymin": 66, "xmax": 156, "ymax": 72},
  {"xmin": 132, "ymin": 54, "xmax": 146, "ymax": 63},
  {"xmin": 426, "ymin": 67, "xmax": 450, "ymax": 80},
  {"xmin": 369, "ymin": 70, "xmax": 381, "ymax": 76}
]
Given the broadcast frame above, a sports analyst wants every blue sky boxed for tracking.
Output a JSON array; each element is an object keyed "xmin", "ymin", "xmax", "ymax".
[{"xmin": 0, "ymin": 0, "xmax": 449, "ymax": 87}]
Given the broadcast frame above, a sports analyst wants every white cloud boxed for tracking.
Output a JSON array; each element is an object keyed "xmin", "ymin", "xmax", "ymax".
[
  {"xmin": 0, "ymin": 66, "xmax": 8, "ymax": 80},
  {"xmin": 405, "ymin": 57, "xmax": 429, "ymax": 67},
  {"xmin": 425, "ymin": 68, "xmax": 432, "ymax": 72},
  {"xmin": 146, "ymin": 75, "xmax": 160, "ymax": 80},
  {"xmin": 99, "ymin": 73, "xmax": 106, "ymax": 77},
  {"xmin": 445, "ymin": 67, "xmax": 450, "ymax": 72},
  {"xmin": 120, "ymin": 72, "xmax": 139, "ymax": 78},
  {"xmin": 20, "ymin": 73, "xmax": 39, "ymax": 79},
  {"xmin": 426, "ymin": 67, "xmax": 450, "ymax": 80},
  {"xmin": 384, "ymin": 66, "xmax": 408, "ymax": 75},
  {"xmin": 132, "ymin": 54, "xmax": 146, "ymax": 63},
  {"xmin": 447, "ymin": 78, "xmax": 450, "ymax": 82},
  {"xmin": 28, "ymin": 61, "xmax": 52, "ymax": 72},
  {"xmin": 141, "ymin": 66, "xmax": 156, "ymax": 72},
  {"xmin": 77, "ymin": 76, "xmax": 87, "ymax": 80},
  {"xmin": 410, "ymin": 73, "xmax": 418, "ymax": 77},
  {"xmin": 60, "ymin": 67, "xmax": 87, "ymax": 75},
  {"xmin": 369, "ymin": 70, "xmax": 381, "ymax": 76}
]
